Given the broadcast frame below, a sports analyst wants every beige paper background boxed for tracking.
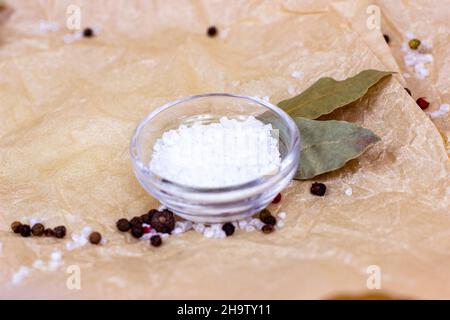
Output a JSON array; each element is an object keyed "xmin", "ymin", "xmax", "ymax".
[{"xmin": 0, "ymin": 0, "xmax": 449, "ymax": 299}]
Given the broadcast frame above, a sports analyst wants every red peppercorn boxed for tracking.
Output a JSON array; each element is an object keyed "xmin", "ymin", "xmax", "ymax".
[
  {"xmin": 261, "ymin": 224, "xmax": 274, "ymax": 234},
  {"xmin": 143, "ymin": 226, "xmax": 152, "ymax": 234},
  {"xmin": 416, "ymin": 97, "xmax": 430, "ymax": 110},
  {"xmin": 272, "ymin": 193, "xmax": 282, "ymax": 204}
]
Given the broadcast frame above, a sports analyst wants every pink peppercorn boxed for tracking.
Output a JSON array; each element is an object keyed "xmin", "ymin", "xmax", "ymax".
[
  {"xmin": 416, "ymin": 97, "xmax": 430, "ymax": 110},
  {"xmin": 272, "ymin": 193, "xmax": 282, "ymax": 204},
  {"xmin": 143, "ymin": 226, "xmax": 152, "ymax": 234}
]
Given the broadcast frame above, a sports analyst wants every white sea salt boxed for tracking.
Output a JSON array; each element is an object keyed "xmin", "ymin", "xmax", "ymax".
[
  {"xmin": 345, "ymin": 187, "xmax": 353, "ymax": 196},
  {"xmin": 429, "ymin": 104, "xmax": 450, "ymax": 119},
  {"xmin": 288, "ymin": 85, "xmax": 296, "ymax": 95},
  {"xmin": 39, "ymin": 20, "xmax": 59, "ymax": 33},
  {"xmin": 149, "ymin": 116, "xmax": 281, "ymax": 188},
  {"xmin": 277, "ymin": 211, "xmax": 286, "ymax": 219},
  {"xmin": 291, "ymin": 70, "xmax": 302, "ymax": 79},
  {"xmin": 11, "ymin": 266, "xmax": 30, "ymax": 285}
]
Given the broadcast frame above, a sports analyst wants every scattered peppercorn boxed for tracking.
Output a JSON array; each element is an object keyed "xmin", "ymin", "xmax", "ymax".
[
  {"xmin": 261, "ymin": 224, "xmax": 274, "ymax": 234},
  {"xmin": 89, "ymin": 232, "xmax": 102, "ymax": 245},
  {"xmin": 222, "ymin": 222, "xmax": 235, "ymax": 236},
  {"xmin": 150, "ymin": 235, "xmax": 162, "ymax": 247},
  {"xmin": 11, "ymin": 221, "xmax": 22, "ymax": 233},
  {"xmin": 141, "ymin": 209, "xmax": 157, "ymax": 224},
  {"xmin": 31, "ymin": 223, "xmax": 45, "ymax": 236},
  {"xmin": 207, "ymin": 26, "xmax": 218, "ymax": 37},
  {"xmin": 405, "ymin": 88, "xmax": 412, "ymax": 96},
  {"xmin": 383, "ymin": 34, "xmax": 390, "ymax": 44},
  {"xmin": 310, "ymin": 182, "xmax": 326, "ymax": 196},
  {"xmin": 272, "ymin": 193, "xmax": 282, "ymax": 204},
  {"xmin": 19, "ymin": 224, "xmax": 32, "ymax": 237},
  {"xmin": 44, "ymin": 228, "xmax": 55, "ymax": 237},
  {"xmin": 83, "ymin": 27, "xmax": 94, "ymax": 38},
  {"xmin": 259, "ymin": 209, "xmax": 271, "ymax": 220},
  {"xmin": 130, "ymin": 216, "xmax": 143, "ymax": 228},
  {"xmin": 54, "ymin": 225, "xmax": 66, "ymax": 239},
  {"xmin": 261, "ymin": 214, "xmax": 276, "ymax": 226},
  {"xmin": 131, "ymin": 225, "xmax": 144, "ymax": 238},
  {"xmin": 408, "ymin": 38, "xmax": 421, "ymax": 50},
  {"xmin": 150, "ymin": 210, "xmax": 175, "ymax": 233},
  {"xmin": 116, "ymin": 218, "xmax": 131, "ymax": 232},
  {"xmin": 416, "ymin": 97, "xmax": 430, "ymax": 110}
]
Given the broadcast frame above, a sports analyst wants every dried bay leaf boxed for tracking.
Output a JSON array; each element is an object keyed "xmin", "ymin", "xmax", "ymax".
[
  {"xmin": 295, "ymin": 117, "xmax": 380, "ymax": 179},
  {"xmin": 278, "ymin": 70, "xmax": 392, "ymax": 119}
]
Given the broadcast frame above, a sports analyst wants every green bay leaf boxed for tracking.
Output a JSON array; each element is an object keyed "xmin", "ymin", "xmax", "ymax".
[
  {"xmin": 295, "ymin": 117, "xmax": 380, "ymax": 179},
  {"xmin": 278, "ymin": 70, "xmax": 392, "ymax": 119}
]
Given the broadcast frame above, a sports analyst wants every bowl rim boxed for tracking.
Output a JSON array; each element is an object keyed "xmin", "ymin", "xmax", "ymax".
[{"xmin": 130, "ymin": 92, "xmax": 300, "ymax": 193}]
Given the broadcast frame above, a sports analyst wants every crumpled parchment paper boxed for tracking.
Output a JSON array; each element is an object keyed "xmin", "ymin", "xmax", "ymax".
[{"xmin": 0, "ymin": 0, "xmax": 449, "ymax": 299}]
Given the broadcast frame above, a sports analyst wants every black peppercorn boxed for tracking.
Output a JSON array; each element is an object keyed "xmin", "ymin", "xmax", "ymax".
[
  {"xmin": 89, "ymin": 232, "xmax": 102, "ymax": 245},
  {"xmin": 141, "ymin": 209, "xmax": 157, "ymax": 225},
  {"xmin": 11, "ymin": 221, "xmax": 22, "ymax": 233},
  {"xmin": 150, "ymin": 235, "xmax": 162, "ymax": 247},
  {"xmin": 150, "ymin": 210, "xmax": 175, "ymax": 233},
  {"xmin": 116, "ymin": 218, "xmax": 131, "ymax": 232},
  {"xmin": 261, "ymin": 214, "xmax": 276, "ymax": 226},
  {"xmin": 310, "ymin": 182, "xmax": 326, "ymax": 196},
  {"xmin": 207, "ymin": 26, "xmax": 218, "ymax": 37},
  {"xmin": 131, "ymin": 225, "xmax": 144, "ymax": 238},
  {"xmin": 19, "ymin": 224, "xmax": 32, "ymax": 237},
  {"xmin": 130, "ymin": 216, "xmax": 143, "ymax": 228},
  {"xmin": 404, "ymin": 88, "xmax": 412, "ymax": 96},
  {"xmin": 44, "ymin": 228, "xmax": 55, "ymax": 237},
  {"xmin": 83, "ymin": 27, "xmax": 94, "ymax": 38},
  {"xmin": 261, "ymin": 224, "xmax": 274, "ymax": 234},
  {"xmin": 259, "ymin": 209, "xmax": 272, "ymax": 221},
  {"xmin": 31, "ymin": 223, "xmax": 45, "ymax": 236},
  {"xmin": 383, "ymin": 34, "xmax": 390, "ymax": 44},
  {"xmin": 222, "ymin": 223, "xmax": 235, "ymax": 236},
  {"xmin": 54, "ymin": 225, "xmax": 66, "ymax": 239}
]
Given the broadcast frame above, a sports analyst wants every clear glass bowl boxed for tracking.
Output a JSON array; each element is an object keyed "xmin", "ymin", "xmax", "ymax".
[{"xmin": 130, "ymin": 93, "xmax": 300, "ymax": 223}]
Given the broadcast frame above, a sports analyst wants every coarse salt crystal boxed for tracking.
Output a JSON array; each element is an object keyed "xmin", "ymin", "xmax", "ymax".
[
  {"xmin": 345, "ymin": 187, "xmax": 353, "ymax": 196},
  {"xmin": 276, "ymin": 220, "xmax": 285, "ymax": 228},
  {"xmin": 429, "ymin": 104, "xmax": 450, "ymax": 119},
  {"xmin": 203, "ymin": 228, "xmax": 214, "ymax": 238},
  {"xmin": 29, "ymin": 217, "xmax": 42, "ymax": 226},
  {"xmin": 33, "ymin": 260, "xmax": 45, "ymax": 269},
  {"xmin": 245, "ymin": 225, "xmax": 256, "ymax": 232},
  {"xmin": 291, "ymin": 70, "xmax": 302, "ymax": 79},
  {"xmin": 288, "ymin": 85, "xmax": 295, "ymax": 95},
  {"xmin": 149, "ymin": 116, "xmax": 280, "ymax": 188},
  {"xmin": 11, "ymin": 266, "xmax": 30, "ymax": 285},
  {"xmin": 277, "ymin": 211, "xmax": 287, "ymax": 219}
]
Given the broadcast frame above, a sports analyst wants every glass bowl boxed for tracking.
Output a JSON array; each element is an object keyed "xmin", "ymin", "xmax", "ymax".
[{"xmin": 130, "ymin": 93, "xmax": 300, "ymax": 223}]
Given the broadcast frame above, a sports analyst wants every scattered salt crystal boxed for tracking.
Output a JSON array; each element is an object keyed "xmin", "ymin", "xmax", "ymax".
[
  {"xmin": 238, "ymin": 220, "xmax": 248, "ymax": 229},
  {"xmin": 203, "ymin": 228, "xmax": 214, "ymax": 238},
  {"xmin": 345, "ymin": 187, "xmax": 353, "ymax": 196},
  {"xmin": 277, "ymin": 212, "xmax": 286, "ymax": 219},
  {"xmin": 39, "ymin": 20, "xmax": 59, "ymax": 33},
  {"xmin": 288, "ymin": 85, "xmax": 295, "ymax": 95},
  {"xmin": 33, "ymin": 260, "xmax": 45, "ymax": 269},
  {"xmin": 245, "ymin": 225, "xmax": 256, "ymax": 232},
  {"xmin": 429, "ymin": 104, "xmax": 450, "ymax": 119},
  {"xmin": 173, "ymin": 227, "xmax": 183, "ymax": 235},
  {"xmin": 51, "ymin": 250, "xmax": 62, "ymax": 262},
  {"xmin": 29, "ymin": 217, "xmax": 42, "ymax": 226},
  {"xmin": 262, "ymin": 96, "xmax": 270, "ymax": 101},
  {"xmin": 159, "ymin": 233, "xmax": 170, "ymax": 239},
  {"xmin": 276, "ymin": 220, "xmax": 285, "ymax": 228},
  {"xmin": 63, "ymin": 31, "xmax": 83, "ymax": 44},
  {"xmin": 11, "ymin": 266, "xmax": 30, "ymax": 285},
  {"xmin": 291, "ymin": 70, "xmax": 302, "ymax": 79},
  {"xmin": 402, "ymin": 36, "xmax": 433, "ymax": 79},
  {"xmin": 193, "ymin": 223, "xmax": 206, "ymax": 233},
  {"xmin": 220, "ymin": 28, "xmax": 230, "ymax": 39}
]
